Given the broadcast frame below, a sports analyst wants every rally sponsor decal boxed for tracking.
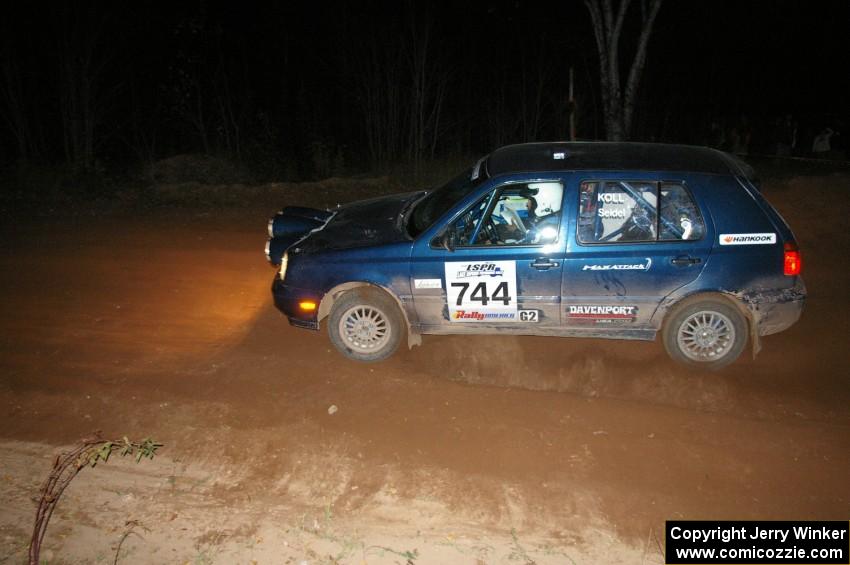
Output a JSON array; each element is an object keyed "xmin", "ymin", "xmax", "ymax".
[
  {"xmin": 567, "ymin": 304, "xmax": 638, "ymax": 323},
  {"xmin": 719, "ymin": 232, "xmax": 776, "ymax": 245},
  {"xmin": 452, "ymin": 310, "xmax": 516, "ymax": 321},
  {"xmin": 582, "ymin": 258, "xmax": 652, "ymax": 272},
  {"xmin": 414, "ymin": 278, "xmax": 442, "ymax": 289},
  {"xmin": 445, "ymin": 261, "xmax": 517, "ymax": 322}
]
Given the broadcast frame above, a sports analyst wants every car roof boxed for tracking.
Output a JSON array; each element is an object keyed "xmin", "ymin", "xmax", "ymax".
[{"xmin": 485, "ymin": 141, "xmax": 751, "ymax": 178}]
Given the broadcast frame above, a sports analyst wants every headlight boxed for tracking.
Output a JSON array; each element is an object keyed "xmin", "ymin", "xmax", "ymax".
[{"xmin": 279, "ymin": 251, "xmax": 289, "ymax": 281}]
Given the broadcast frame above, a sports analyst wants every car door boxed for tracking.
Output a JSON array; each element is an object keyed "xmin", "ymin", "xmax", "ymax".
[
  {"xmin": 562, "ymin": 173, "xmax": 713, "ymax": 328},
  {"xmin": 411, "ymin": 177, "xmax": 566, "ymax": 332}
]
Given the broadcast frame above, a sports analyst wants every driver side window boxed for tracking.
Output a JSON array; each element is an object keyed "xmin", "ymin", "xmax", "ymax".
[
  {"xmin": 454, "ymin": 194, "xmax": 490, "ymax": 246},
  {"xmin": 454, "ymin": 182, "xmax": 564, "ymax": 247}
]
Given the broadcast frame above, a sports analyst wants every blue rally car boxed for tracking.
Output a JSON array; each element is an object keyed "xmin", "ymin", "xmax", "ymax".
[{"xmin": 265, "ymin": 142, "xmax": 805, "ymax": 370}]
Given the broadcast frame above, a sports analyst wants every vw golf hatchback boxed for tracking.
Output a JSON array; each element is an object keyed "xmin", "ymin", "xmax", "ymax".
[{"xmin": 265, "ymin": 142, "xmax": 805, "ymax": 370}]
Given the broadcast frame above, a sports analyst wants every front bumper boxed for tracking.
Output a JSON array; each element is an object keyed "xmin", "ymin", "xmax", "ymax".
[{"xmin": 272, "ymin": 277, "xmax": 321, "ymax": 330}]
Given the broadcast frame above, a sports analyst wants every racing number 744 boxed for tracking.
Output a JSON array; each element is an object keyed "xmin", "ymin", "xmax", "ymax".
[{"xmin": 450, "ymin": 281, "xmax": 512, "ymax": 306}]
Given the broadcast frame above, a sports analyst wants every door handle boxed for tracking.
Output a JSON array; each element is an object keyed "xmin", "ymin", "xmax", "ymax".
[
  {"xmin": 671, "ymin": 256, "xmax": 702, "ymax": 266},
  {"xmin": 531, "ymin": 258, "xmax": 560, "ymax": 270}
]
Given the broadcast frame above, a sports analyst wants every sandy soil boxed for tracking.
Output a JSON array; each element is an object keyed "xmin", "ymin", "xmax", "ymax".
[{"xmin": 0, "ymin": 174, "xmax": 848, "ymax": 564}]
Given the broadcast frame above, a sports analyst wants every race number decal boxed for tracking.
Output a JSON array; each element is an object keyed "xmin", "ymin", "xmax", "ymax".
[
  {"xmin": 445, "ymin": 261, "xmax": 517, "ymax": 322},
  {"xmin": 518, "ymin": 310, "xmax": 538, "ymax": 322}
]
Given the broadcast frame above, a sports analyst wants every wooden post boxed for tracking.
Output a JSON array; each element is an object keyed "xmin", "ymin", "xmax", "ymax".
[{"xmin": 569, "ymin": 67, "xmax": 576, "ymax": 141}]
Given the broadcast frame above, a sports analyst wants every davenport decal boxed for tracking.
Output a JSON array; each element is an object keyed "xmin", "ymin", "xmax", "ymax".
[{"xmin": 567, "ymin": 305, "xmax": 638, "ymax": 323}]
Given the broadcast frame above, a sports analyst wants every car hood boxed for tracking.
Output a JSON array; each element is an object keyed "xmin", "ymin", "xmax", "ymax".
[{"xmin": 297, "ymin": 192, "xmax": 420, "ymax": 252}]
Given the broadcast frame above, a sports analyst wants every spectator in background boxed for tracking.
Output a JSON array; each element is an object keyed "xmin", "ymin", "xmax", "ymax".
[
  {"xmin": 733, "ymin": 116, "xmax": 751, "ymax": 155},
  {"xmin": 775, "ymin": 114, "xmax": 797, "ymax": 156},
  {"xmin": 812, "ymin": 127, "xmax": 835, "ymax": 156},
  {"xmin": 708, "ymin": 120, "xmax": 725, "ymax": 149}
]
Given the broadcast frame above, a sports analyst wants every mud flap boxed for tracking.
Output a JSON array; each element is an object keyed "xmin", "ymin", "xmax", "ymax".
[
  {"xmin": 750, "ymin": 315, "xmax": 761, "ymax": 359},
  {"xmin": 407, "ymin": 331, "xmax": 422, "ymax": 349}
]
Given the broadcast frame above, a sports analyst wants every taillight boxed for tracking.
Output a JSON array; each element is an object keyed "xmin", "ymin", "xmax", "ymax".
[{"xmin": 784, "ymin": 242, "xmax": 801, "ymax": 276}]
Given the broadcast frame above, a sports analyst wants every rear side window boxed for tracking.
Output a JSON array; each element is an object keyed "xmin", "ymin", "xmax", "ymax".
[{"xmin": 578, "ymin": 181, "xmax": 704, "ymax": 244}]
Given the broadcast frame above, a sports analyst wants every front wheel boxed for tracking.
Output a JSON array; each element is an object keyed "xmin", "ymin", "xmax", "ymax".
[
  {"xmin": 662, "ymin": 297, "xmax": 748, "ymax": 370},
  {"xmin": 328, "ymin": 289, "xmax": 404, "ymax": 362}
]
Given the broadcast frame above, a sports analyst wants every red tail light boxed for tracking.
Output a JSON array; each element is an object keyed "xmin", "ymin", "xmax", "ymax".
[{"xmin": 784, "ymin": 242, "xmax": 801, "ymax": 276}]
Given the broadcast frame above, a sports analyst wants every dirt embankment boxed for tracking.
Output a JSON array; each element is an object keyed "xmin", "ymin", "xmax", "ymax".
[{"xmin": 0, "ymin": 174, "xmax": 848, "ymax": 563}]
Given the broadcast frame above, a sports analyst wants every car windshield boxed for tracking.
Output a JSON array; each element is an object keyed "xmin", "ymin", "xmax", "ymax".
[{"xmin": 407, "ymin": 164, "xmax": 488, "ymax": 237}]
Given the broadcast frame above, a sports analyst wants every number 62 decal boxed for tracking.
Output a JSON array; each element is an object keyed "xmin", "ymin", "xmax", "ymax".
[{"xmin": 518, "ymin": 310, "xmax": 538, "ymax": 322}]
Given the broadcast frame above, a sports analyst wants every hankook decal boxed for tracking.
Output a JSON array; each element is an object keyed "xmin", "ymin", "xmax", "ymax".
[{"xmin": 719, "ymin": 233, "xmax": 776, "ymax": 245}]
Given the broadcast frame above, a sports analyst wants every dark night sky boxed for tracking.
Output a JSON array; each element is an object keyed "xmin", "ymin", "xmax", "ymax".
[{"xmin": 1, "ymin": 1, "xmax": 847, "ymax": 177}]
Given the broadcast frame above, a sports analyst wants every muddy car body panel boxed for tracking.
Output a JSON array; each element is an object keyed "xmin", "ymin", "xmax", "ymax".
[{"xmin": 266, "ymin": 142, "xmax": 805, "ymax": 368}]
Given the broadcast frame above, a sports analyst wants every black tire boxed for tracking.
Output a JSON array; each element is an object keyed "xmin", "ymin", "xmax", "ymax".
[
  {"xmin": 328, "ymin": 288, "xmax": 404, "ymax": 362},
  {"xmin": 662, "ymin": 297, "xmax": 748, "ymax": 370}
]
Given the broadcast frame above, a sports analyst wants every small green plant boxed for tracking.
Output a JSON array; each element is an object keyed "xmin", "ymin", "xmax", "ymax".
[
  {"xmin": 365, "ymin": 545, "xmax": 419, "ymax": 564},
  {"xmin": 29, "ymin": 433, "xmax": 162, "ymax": 565},
  {"xmin": 113, "ymin": 519, "xmax": 150, "ymax": 565},
  {"xmin": 508, "ymin": 528, "xmax": 536, "ymax": 564}
]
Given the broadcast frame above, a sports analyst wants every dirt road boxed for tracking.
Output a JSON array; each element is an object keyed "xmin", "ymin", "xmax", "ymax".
[{"xmin": 0, "ymin": 176, "xmax": 848, "ymax": 563}]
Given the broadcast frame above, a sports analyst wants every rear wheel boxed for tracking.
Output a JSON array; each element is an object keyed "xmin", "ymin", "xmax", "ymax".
[
  {"xmin": 328, "ymin": 288, "xmax": 404, "ymax": 362},
  {"xmin": 662, "ymin": 297, "xmax": 747, "ymax": 370}
]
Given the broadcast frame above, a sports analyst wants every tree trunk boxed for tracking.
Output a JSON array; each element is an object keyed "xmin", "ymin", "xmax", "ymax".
[
  {"xmin": 56, "ymin": 5, "xmax": 110, "ymax": 173},
  {"xmin": 583, "ymin": 0, "xmax": 663, "ymax": 141},
  {"xmin": 0, "ymin": 48, "xmax": 41, "ymax": 166}
]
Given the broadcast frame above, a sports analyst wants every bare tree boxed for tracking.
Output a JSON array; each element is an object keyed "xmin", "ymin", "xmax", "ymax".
[
  {"xmin": 171, "ymin": 51, "xmax": 212, "ymax": 154},
  {"xmin": 343, "ymin": 4, "xmax": 449, "ymax": 174},
  {"xmin": 213, "ymin": 60, "xmax": 245, "ymax": 160},
  {"xmin": 518, "ymin": 38, "xmax": 552, "ymax": 142},
  {"xmin": 405, "ymin": 5, "xmax": 449, "ymax": 176},
  {"xmin": 56, "ymin": 5, "xmax": 113, "ymax": 172},
  {"xmin": 485, "ymin": 75, "xmax": 512, "ymax": 149},
  {"xmin": 348, "ymin": 31, "xmax": 405, "ymax": 169},
  {"xmin": 124, "ymin": 71, "xmax": 159, "ymax": 171},
  {"xmin": 583, "ymin": 0, "xmax": 663, "ymax": 140},
  {"xmin": 0, "ymin": 43, "xmax": 43, "ymax": 167}
]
